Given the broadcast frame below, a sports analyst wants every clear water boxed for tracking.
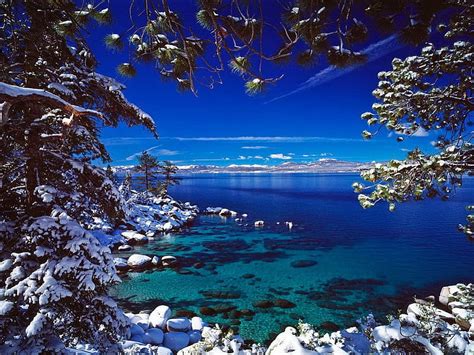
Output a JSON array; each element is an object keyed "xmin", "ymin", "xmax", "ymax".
[{"xmin": 112, "ymin": 173, "xmax": 474, "ymax": 343}]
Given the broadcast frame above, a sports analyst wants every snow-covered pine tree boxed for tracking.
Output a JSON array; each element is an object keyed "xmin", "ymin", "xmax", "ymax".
[{"xmin": 0, "ymin": 1, "xmax": 156, "ymax": 352}]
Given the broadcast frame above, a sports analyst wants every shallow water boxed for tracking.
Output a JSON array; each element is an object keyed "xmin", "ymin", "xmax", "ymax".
[{"xmin": 112, "ymin": 173, "xmax": 474, "ymax": 343}]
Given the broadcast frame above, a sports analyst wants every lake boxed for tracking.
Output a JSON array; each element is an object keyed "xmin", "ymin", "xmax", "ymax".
[{"xmin": 112, "ymin": 173, "xmax": 474, "ymax": 343}]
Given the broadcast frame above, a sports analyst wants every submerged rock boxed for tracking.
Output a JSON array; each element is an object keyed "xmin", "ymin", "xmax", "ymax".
[
  {"xmin": 290, "ymin": 260, "xmax": 318, "ymax": 268},
  {"xmin": 274, "ymin": 299, "xmax": 296, "ymax": 309}
]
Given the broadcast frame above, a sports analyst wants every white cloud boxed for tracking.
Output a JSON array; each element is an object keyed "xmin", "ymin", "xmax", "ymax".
[
  {"xmin": 241, "ymin": 145, "xmax": 268, "ymax": 150},
  {"xmin": 269, "ymin": 153, "xmax": 292, "ymax": 160},
  {"xmin": 267, "ymin": 35, "xmax": 402, "ymax": 103},
  {"xmin": 174, "ymin": 136, "xmax": 362, "ymax": 143}
]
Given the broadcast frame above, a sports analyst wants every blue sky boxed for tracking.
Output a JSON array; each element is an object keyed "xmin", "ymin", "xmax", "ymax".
[{"xmin": 88, "ymin": 2, "xmax": 436, "ymax": 166}]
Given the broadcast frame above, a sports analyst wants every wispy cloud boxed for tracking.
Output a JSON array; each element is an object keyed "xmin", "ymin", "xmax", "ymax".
[
  {"xmin": 125, "ymin": 146, "xmax": 179, "ymax": 161},
  {"xmin": 266, "ymin": 35, "xmax": 402, "ymax": 103},
  {"xmin": 174, "ymin": 136, "xmax": 363, "ymax": 143},
  {"xmin": 241, "ymin": 145, "xmax": 268, "ymax": 150}
]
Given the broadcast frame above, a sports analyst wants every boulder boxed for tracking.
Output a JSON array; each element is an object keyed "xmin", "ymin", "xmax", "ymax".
[
  {"xmin": 118, "ymin": 244, "xmax": 132, "ymax": 251},
  {"xmin": 163, "ymin": 332, "xmax": 190, "ymax": 352},
  {"xmin": 167, "ymin": 318, "xmax": 191, "ymax": 332},
  {"xmin": 290, "ymin": 260, "xmax": 318, "ymax": 268},
  {"xmin": 188, "ymin": 330, "xmax": 202, "ymax": 344},
  {"xmin": 191, "ymin": 316, "xmax": 205, "ymax": 331},
  {"xmin": 130, "ymin": 323, "xmax": 145, "ymax": 337},
  {"xmin": 122, "ymin": 230, "xmax": 148, "ymax": 244},
  {"xmin": 146, "ymin": 328, "xmax": 164, "ymax": 345},
  {"xmin": 132, "ymin": 314, "xmax": 150, "ymax": 330},
  {"xmin": 162, "ymin": 255, "xmax": 177, "ymax": 267},
  {"xmin": 451, "ymin": 308, "xmax": 474, "ymax": 330},
  {"xmin": 127, "ymin": 254, "xmax": 152, "ymax": 269},
  {"xmin": 162, "ymin": 222, "xmax": 173, "ymax": 232},
  {"xmin": 254, "ymin": 220, "xmax": 264, "ymax": 227},
  {"xmin": 113, "ymin": 257, "xmax": 129, "ymax": 271},
  {"xmin": 204, "ymin": 207, "xmax": 222, "ymax": 215},
  {"xmin": 219, "ymin": 208, "xmax": 231, "ymax": 217},
  {"xmin": 439, "ymin": 285, "xmax": 460, "ymax": 306},
  {"xmin": 152, "ymin": 256, "xmax": 161, "ymax": 266},
  {"xmin": 149, "ymin": 305, "xmax": 172, "ymax": 328},
  {"xmin": 156, "ymin": 347, "xmax": 173, "ymax": 355},
  {"xmin": 407, "ymin": 303, "xmax": 454, "ymax": 320}
]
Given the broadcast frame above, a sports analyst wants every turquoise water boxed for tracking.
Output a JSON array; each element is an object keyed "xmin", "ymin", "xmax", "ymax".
[{"xmin": 112, "ymin": 174, "xmax": 474, "ymax": 343}]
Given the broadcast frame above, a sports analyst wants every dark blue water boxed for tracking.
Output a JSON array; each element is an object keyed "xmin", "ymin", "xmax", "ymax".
[{"xmin": 113, "ymin": 173, "xmax": 474, "ymax": 342}]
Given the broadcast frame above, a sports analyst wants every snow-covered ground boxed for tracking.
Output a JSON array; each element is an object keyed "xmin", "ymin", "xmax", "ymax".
[{"xmin": 87, "ymin": 190, "xmax": 198, "ymax": 247}]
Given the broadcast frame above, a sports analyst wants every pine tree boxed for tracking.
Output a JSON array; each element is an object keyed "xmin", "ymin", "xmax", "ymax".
[
  {"xmin": 160, "ymin": 160, "xmax": 180, "ymax": 193},
  {"xmin": 354, "ymin": 4, "xmax": 473, "ymax": 236},
  {"xmin": 105, "ymin": 164, "xmax": 117, "ymax": 184},
  {"xmin": 134, "ymin": 151, "xmax": 160, "ymax": 191},
  {"xmin": 0, "ymin": 1, "xmax": 156, "ymax": 351}
]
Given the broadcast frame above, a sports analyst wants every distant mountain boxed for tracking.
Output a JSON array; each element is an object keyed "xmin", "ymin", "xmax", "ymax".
[{"xmin": 111, "ymin": 159, "xmax": 371, "ymax": 174}]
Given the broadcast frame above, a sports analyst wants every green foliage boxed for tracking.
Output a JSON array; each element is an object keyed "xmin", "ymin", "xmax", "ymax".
[
  {"xmin": 229, "ymin": 56, "xmax": 249, "ymax": 74},
  {"xmin": 355, "ymin": 4, "xmax": 473, "ymax": 237},
  {"xmin": 117, "ymin": 63, "xmax": 137, "ymax": 77},
  {"xmin": 245, "ymin": 78, "xmax": 265, "ymax": 95},
  {"xmin": 104, "ymin": 33, "xmax": 123, "ymax": 50}
]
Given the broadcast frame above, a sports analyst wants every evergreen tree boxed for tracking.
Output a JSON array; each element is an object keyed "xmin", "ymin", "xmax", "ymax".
[
  {"xmin": 0, "ymin": 0, "xmax": 156, "ymax": 351},
  {"xmin": 161, "ymin": 160, "xmax": 180, "ymax": 191},
  {"xmin": 353, "ymin": 4, "xmax": 473, "ymax": 236},
  {"xmin": 105, "ymin": 164, "xmax": 117, "ymax": 184},
  {"xmin": 134, "ymin": 151, "xmax": 160, "ymax": 191},
  {"xmin": 107, "ymin": 0, "xmax": 464, "ymax": 95},
  {"xmin": 153, "ymin": 160, "xmax": 180, "ymax": 196}
]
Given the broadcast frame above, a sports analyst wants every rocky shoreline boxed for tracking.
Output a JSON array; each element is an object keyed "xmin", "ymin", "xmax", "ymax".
[
  {"xmin": 77, "ymin": 283, "xmax": 472, "ymax": 354},
  {"xmin": 92, "ymin": 198, "xmax": 473, "ymax": 354}
]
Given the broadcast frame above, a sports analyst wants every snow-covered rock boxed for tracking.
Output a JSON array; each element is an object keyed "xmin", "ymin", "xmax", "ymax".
[
  {"xmin": 149, "ymin": 305, "xmax": 172, "ymax": 328},
  {"xmin": 118, "ymin": 244, "xmax": 133, "ymax": 251},
  {"xmin": 113, "ymin": 257, "xmax": 129, "ymax": 271},
  {"xmin": 203, "ymin": 207, "xmax": 223, "ymax": 214},
  {"xmin": 191, "ymin": 316, "xmax": 204, "ymax": 331},
  {"xmin": 127, "ymin": 254, "xmax": 152, "ymax": 269},
  {"xmin": 122, "ymin": 230, "xmax": 148, "ymax": 244},
  {"xmin": 161, "ymin": 255, "xmax": 177, "ymax": 267},
  {"xmin": 407, "ymin": 303, "xmax": 454, "ymax": 320},
  {"xmin": 166, "ymin": 318, "xmax": 191, "ymax": 332},
  {"xmin": 254, "ymin": 220, "xmax": 264, "ymax": 227},
  {"xmin": 163, "ymin": 332, "xmax": 190, "ymax": 352}
]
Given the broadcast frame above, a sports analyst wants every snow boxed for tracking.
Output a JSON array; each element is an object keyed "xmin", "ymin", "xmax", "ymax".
[
  {"xmin": 0, "ymin": 300, "xmax": 14, "ymax": 315},
  {"xmin": 0, "ymin": 82, "xmax": 101, "ymax": 116},
  {"xmin": 127, "ymin": 254, "xmax": 152, "ymax": 268},
  {"xmin": 149, "ymin": 305, "xmax": 172, "ymax": 328}
]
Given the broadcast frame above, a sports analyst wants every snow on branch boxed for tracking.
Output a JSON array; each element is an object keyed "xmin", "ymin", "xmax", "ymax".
[{"xmin": 0, "ymin": 82, "xmax": 102, "ymax": 118}]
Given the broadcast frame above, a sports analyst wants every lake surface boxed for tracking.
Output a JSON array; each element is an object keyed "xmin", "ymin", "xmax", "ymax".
[{"xmin": 112, "ymin": 173, "xmax": 474, "ymax": 343}]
